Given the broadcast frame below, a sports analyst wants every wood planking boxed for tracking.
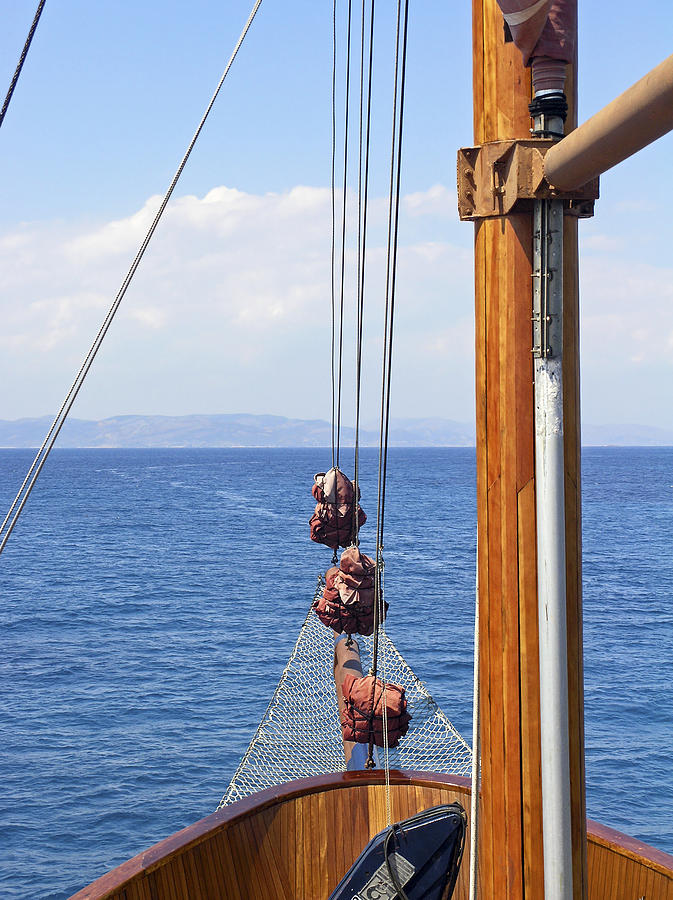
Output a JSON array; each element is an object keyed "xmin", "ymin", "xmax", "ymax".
[
  {"xmin": 294, "ymin": 794, "xmax": 309, "ymax": 897},
  {"xmin": 587, "ymin": 842, "xmax": 673, "ymax": 900},
  {"xmin": 518, "ymin": 477, "xmax": 543, "ymax": 894},
  {"xmin": 479, "ymin": 210, "xmax": 539, "ymax": 899},
  {"xmin": 471, "ymin": 0, "xmax": 591, "ymax": 897},
  {"xmin": 212, "ymin": 819, "xmax": 242, "ymax": 898},
  {"xmin": 474, "ymin": 224, "xmax": 494, "ymax": 900},
  {"xmin": 473, "ymin": 0, "xmax": 539, "ymax": 896},
  {"xmin": 587, "ymin": 821, "xmax": 673, "ymax": 900},
  {"xmin": 72, "ymin": 774, "xmax": 673, "ymax": 900},
  {"xmin": 471, "ymin": 129, "xmax": 495, "ymax": 895}
]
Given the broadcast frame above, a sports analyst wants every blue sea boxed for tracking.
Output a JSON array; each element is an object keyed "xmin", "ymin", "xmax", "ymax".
[{"xmin": 1, "ymin": 447, "xmax": 672, "ymax": 899}]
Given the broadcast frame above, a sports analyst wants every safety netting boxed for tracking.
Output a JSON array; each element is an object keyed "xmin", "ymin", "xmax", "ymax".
[{"xmin": 218, "ymin": 595, "xmax": 472, "ymax": 807}]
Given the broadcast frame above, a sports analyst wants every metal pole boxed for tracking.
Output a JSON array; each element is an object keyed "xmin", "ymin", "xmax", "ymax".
[
  {"xmin": 545, "ymin": 53, "xmax": 673, "ymax": 191},
  {"xmin": 533, "ymin": 99, "xmax": 574, "ymax": 899}
]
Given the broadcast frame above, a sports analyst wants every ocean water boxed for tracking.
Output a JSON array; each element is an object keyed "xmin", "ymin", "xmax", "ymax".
[{"xmin": 0, "ymin": 446, "xmax": 671, "ymax": 898}]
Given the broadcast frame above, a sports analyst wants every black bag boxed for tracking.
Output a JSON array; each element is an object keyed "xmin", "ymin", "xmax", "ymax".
[{"xmin": 329, "ymin": 802, "xmax": 467, "ymax": 900}]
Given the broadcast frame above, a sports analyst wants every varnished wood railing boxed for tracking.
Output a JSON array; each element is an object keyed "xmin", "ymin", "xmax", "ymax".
[{"xmin": 69, "ymin": 771, "xmax": 673, "ymax": 900}]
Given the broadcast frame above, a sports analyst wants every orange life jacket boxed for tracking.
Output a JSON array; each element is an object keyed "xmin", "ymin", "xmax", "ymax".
[
  {"xmin": 340, "ymin": 673, "xmax": 411, "ymax": 747},
  {"xmin": 309, "ymin": 468, "xmax": 366, "ymax": 550},
  {"xmin": 313, "ymin": 546, "xmax": 387, "ymax": 636}
]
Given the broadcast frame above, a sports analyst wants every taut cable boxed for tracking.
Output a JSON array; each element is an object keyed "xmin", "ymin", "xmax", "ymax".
[
  {"xmin": 367, "ymin": 0, "xmax": 409, "ymax": 770},
  {"xmin": 330, "ymin": 0, "xmax": 338, "ymax": 471},
  {"xmin": 0, "ymin": 0, "xmax": 47, "ymax": 131},
  {"xmin": 335, "ymin": 0, "xmax": 354, "ymax": 468},
  {"xmin": 0, "ymin": 0, "xmax": 263, "ymax": 557},
  {"xmin": 351, "ymin": 0, "xmax": 375, "ymax": 546}
]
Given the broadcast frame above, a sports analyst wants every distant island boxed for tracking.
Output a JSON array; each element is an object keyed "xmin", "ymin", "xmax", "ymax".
[{"xmin": 0, "ymin": 414, "xmax": 671, "ymax": 448}]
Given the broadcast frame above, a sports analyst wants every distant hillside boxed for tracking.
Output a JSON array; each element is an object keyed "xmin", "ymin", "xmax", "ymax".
[
  {"xmin": 581, "ymin": 423, "xmax": 673, "ymax": 446},
  {"xmin": 0, "ymin": 414, "xmax": 476, "ymax": 448},
  {"xmin": 0, "ymin": 415, "xmax": 671, "ymax": 448}
]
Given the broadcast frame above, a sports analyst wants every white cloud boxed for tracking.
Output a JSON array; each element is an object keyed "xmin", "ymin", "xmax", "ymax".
[
  {"xmin": 579, "ymin": 255, "xmax": 673, "ymax": 426},
  {"xmin": 0, "ymin": 291, "xmax": 108, "ymax": 352},
  {"xmin": 0, "ymin": 184, "xmax": 474, "ymax": 421},
  {"xmin": 128, "ymin": 306, "xmax": 166, "ymax": 329},
  {"xmin": 581, "ymin": 233, "xmax": 625, "ymax": 253},
  {"xmin": 403, "ymin": 184, "xmax": 456, "ymax": 218},
  {"xmin": 66, "ymin": 195, "xmax": 164, "ymax": 261},
  {"xmin": 581, "ymin": 258, "xmax": 673, "ymax": 362},
  {"xmin": 4, "ymin": 183, "xmax": 669, "ymax": 426}
]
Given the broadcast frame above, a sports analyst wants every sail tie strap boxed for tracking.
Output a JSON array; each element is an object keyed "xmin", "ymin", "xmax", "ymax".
[
  {"xmin": 0, "ymin": 0, "xmax": 263, "ymax": 557},
  {"xmin": 501, "ymin": 0, "xmax": 550, "ymax": 27}
]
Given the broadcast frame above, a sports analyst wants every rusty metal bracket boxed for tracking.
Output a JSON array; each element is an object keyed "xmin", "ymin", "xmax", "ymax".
[{"xmin": 457, "ymin": 139, "xmax": 599, "ymax": 221}]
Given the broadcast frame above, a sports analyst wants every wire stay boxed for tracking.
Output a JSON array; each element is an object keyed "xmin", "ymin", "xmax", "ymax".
[{"xmin": 0, "ymin": 0, "xmax": 264, "ymax": 557}]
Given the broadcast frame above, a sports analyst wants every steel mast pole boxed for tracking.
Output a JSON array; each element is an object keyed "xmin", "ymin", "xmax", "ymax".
[{"xmin": 532, "ymin": 95, "xmax": 574, "ymax": 899}]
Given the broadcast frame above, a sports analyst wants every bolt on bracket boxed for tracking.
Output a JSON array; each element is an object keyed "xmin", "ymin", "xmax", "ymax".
[
  {"xmin": 532, "ymin": 199, "xmax": 564, "ymax": 359},
  {"xmin": 457, "ymin": 139, "xmax": 599, "ymax": 221}
]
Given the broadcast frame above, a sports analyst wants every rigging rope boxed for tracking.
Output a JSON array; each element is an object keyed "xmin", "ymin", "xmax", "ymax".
[
  {"xmin": 367, "ymin": 0, "xmax": 410, "ymax": 770},
  {"xmin": 379, "ymin": 555, "xmax": 392, "ymax": 825},
  {"xmin": 331, "ymin": 0, "xmax": 338, "ymax": 472},
  {"xmin": 335, "ymin": 0, "xmax": 354, "ymax": 469},
  {"xmin": 0, "ymin": 0, "xmax": 263, "ymax": 557},
  {"xmin": 0, "ymin": 0, "xmax": 47, "ymax": 132},
  {"xmin": 351, "ymin": 0, "xmax": 375, "ymax": 547}
]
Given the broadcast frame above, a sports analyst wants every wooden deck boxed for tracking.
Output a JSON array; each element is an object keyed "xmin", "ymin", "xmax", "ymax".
[{"xmin": 69, "ymin": 771, "xmax": 673, "ymax": 899}]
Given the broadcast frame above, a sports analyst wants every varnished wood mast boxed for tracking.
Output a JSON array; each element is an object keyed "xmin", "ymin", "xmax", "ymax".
[{"xmin": 472, "ymin": 1, "xmax": 586, "ymax": 898}]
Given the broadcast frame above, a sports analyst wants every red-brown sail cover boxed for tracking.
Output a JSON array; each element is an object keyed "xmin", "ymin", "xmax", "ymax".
[
  {"xmin": 340, "ymin": 673, "xmax": 411, "ymax": 747},
  {"xmin": 496, "ymin": 0, "xmax": 575, "ymax": 65},
  {"xmin": 313, "ymin": 546, "xmax": 386, "ymax": 636},
  {"xmin": 309, "ymin": 468, "xmax": 367, "ymax": 549}
]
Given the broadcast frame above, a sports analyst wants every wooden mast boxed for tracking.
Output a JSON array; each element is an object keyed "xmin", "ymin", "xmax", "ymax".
[{"xmin": 472, "ymin": 1, "xmax": 587, "ymax": 897}]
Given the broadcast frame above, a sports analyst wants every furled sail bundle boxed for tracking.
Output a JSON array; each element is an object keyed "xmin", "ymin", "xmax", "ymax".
[
  {"xmin": 309, "ymin": 468, "xmax": 366, "ymax": 549},
  {"xmin": 313, "ymin": 546, "xmax": 387, "ymax": 636},
  {"xmin": 341, "ymin": 672, "xmax": 411, "ymax": 747},
  {"xmin": 496, "ymin": 0, "xmax": 575, "ymax": 92}
]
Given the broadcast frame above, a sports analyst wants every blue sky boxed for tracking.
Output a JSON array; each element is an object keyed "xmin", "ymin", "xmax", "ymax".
[{"xmin": 1, "ymin": 1, "xmax": 672, "ymax": 428}]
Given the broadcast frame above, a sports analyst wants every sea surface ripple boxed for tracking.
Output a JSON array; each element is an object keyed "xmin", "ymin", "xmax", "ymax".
[{"xmin": 1, "ymin": 447, "xmax": 671, "ymax": 898}]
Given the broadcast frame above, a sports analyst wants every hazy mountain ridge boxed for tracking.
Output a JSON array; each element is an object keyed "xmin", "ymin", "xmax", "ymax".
[
  {"xmin": 0, "ymin": 415, "xmax": 671, "ymax": 448},
  {"xmin": 0, "ymin": 414, "xmax": 473, "ymax": 448}
]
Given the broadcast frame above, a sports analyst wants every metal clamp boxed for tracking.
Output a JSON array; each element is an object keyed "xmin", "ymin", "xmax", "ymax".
[
  {"xmin": 532, "ymin": 199, "xmax": 564, "ymax": 359},
  {"xmin": 457, "ymin": 139, "xmax": 599, "ymax": 221}
]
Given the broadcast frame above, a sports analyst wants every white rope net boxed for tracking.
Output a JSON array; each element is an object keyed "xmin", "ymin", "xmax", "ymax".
[{"xmin": 218, "ymin": 593, "xmax": 472, "ymax": 807}]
